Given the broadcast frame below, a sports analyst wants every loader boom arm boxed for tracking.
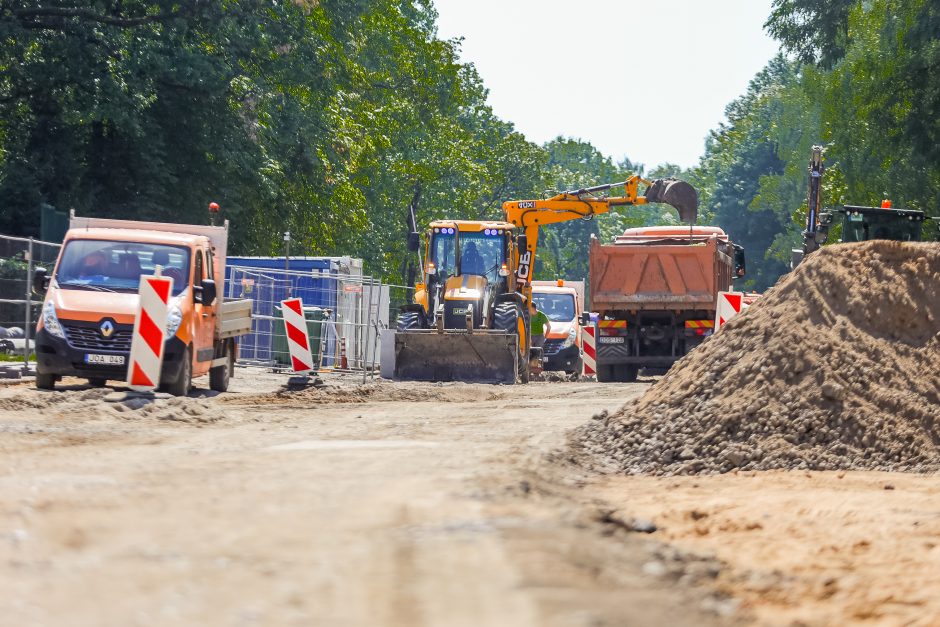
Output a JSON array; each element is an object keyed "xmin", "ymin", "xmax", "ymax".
[{"xmin": 502, "ymin": 175, "xmax": 698, "ymax": 298}]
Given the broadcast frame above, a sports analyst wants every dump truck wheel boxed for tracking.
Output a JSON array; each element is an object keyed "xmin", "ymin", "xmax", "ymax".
[
  {"xmin": 596, "ymin": 364, "xmax": 615, "ymax": 383},
  {"xmin": 615, "ymin": 365, "xmax": 639, "ymax": 382},
  {"xmin": 397, "ymin": 311, "xmax": 424, "ymax": 331}
]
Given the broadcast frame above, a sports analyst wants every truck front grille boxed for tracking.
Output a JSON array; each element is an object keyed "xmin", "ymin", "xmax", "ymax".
[
  {"xmin": 63, "ymin": 322, "xmax": 134, "ymax": 352},
  {"xmin": 543, "ymin": 338, "xmax": 565, "ymax": 355}
]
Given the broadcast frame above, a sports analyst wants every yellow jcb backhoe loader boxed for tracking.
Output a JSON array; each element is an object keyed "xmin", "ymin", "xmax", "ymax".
[{"xmin": 393, "ymin": 176, "xmax": 697, "ymax": 384}]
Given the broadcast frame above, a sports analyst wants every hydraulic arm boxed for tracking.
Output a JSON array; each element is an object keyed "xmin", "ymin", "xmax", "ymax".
[{"xmin": 502, "ymin": 175, "xmax": 698, "ymax": 297}]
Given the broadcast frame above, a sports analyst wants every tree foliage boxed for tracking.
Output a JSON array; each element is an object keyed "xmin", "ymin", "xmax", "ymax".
[{"xmin": 697, "ymin": 0, "xmax": 940, "ymax": 291}]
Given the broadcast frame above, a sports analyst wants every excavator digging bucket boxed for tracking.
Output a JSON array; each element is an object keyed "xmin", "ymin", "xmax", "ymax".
[
  {"xmin": 393, "ymin": 330, "xmax": 519, "ymax": 384},
  {"xmin": 645, "ymin": 178, "xmax": 699, "ymax": 223}
]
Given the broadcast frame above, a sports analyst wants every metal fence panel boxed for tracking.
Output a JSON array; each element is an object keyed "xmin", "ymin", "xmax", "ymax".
[
  {"xmin": 226, "ymin": 264, "xmax": 411, "ymax": 378},
  {"xmin": 0, "ymin": 233, "xmax": 62, "ymax": 373}
]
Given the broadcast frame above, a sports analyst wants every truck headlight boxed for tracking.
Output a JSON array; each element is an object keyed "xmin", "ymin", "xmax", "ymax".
[
  {"xmin": 42, "ymin": 301, "xmax": 65, "ymax": 338},
  {"xmin": 165, "ymin": 303, "xmax": 183, "ymax": 339},
  {"xmin": 562, "ymin": 326, "xmax": 577, "ymax": 348}
]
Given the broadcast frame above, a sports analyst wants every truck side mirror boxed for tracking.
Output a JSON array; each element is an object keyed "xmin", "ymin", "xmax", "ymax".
[
  {"xmin": 408, "ymin": 231, "xmax": 420, "ymax": 252},
  {"xmin": 196, "ymin": 278, "xmax": 217, "ymax": 305},
  {"xmin": 32, "ymin": 267, "xmax": 49, "ymax": 295},
  {"xmin": 733, "ymin": 247, "xmax": 746, "ymax": 278}
]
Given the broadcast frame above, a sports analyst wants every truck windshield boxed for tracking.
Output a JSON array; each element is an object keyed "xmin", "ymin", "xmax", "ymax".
[
  {"xmin": 532, "ymin": 293, "xmax": 576, "ymax": 322},
  {"xmin": 842, "ymin": 213, "xmax": 922, "ymax": 242},
  {"xmin": 55, "ymin": 239, "xmax": 191, "ymax": 296},
  {"xmin": 458, "ymin": 231, "xmax": 506, "ymax": 281}
]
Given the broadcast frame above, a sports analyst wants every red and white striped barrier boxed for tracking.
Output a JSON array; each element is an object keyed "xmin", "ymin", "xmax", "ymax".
[
  {"xmin": 281, "ymin": 297, "xmax": 314, "ymax": 373},
  {"xmin": 715, "ymin": 291, "xmax": 748, "ymax": 330},
  {"xmin": 582, "ymin": 325, "xmax": 597, "ymax": 377},
  {"xmin": 127, "ymin": 274, "xmax": 174, "ymax": 391}
]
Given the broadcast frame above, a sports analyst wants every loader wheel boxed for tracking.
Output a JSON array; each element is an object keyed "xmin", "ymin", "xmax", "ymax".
[
  {"xmin": 397, "ymin": 311, "xmax": 425, "ymax": 331},
  {"xmin": 493, "ymin": 302, "xmax": 529, "ymax": 384}
]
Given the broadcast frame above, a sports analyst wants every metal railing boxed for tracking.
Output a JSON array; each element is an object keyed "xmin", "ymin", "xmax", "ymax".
[
  {"xmin": 225, "ymin": 264, "xmax": 413, "ymax": 382},
  {"xmin": 0, "ymin": 234, "xmax": 62, "ymax": 374}
]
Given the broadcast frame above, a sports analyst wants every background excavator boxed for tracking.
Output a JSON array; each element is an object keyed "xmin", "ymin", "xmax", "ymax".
[
  {"xmin": 393, "ymin": 176, "xmax": 698, "ymax": 384},
  {"xmin": 792, "ymin": 145, "xmax": 938, "ymax": 268}
]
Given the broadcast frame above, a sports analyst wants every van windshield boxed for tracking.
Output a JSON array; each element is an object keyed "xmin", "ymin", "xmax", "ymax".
[
  {"xmin": 55, "ymin": 239, "xmax": 191, "ymax": 295},
  {"xmin": 532, "ymin": 292, "xmax": 576, "ymax": 322}
]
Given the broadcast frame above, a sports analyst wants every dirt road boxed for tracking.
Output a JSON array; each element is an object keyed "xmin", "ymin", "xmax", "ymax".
[
  {"xmin": 4, "ymin": 372, "xmax": 938, "ymax": 626},
  {"xmin": 0, "ymin": 373, "xmax": 727, "ymax": 627}
]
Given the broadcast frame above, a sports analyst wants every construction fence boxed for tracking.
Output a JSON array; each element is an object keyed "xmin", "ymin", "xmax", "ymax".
[
  {"xmin": 0, "ymin": 231, "xmax": 414, "ymax": 381},
  {"xmin": 0, "ymin": 234, "xmax": 61, "ymax": 372},
  {"xmin": 225, "ymin": 264, "xmax": 412, "ymax": 378}
]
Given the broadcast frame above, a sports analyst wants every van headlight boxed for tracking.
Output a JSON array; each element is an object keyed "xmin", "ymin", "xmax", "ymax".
[
  {"xmin": 561, "ymin": 326, "xmax": 577, "ymax": 348},
  {"xmin": 42, "ymin": 301, "xmax": 65, "ymax": 338},
  {"xmin": 165, "ymin": 303, "xmax": 183, "ymax": 338}
]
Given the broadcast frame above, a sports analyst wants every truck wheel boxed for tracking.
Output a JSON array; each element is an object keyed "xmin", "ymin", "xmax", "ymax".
[
  {"xmin": 35, "ymin": 372, "xmax": 56, "ymax": 390},
  {"xmin": 167, "ymin": 346, "xmax": 192, "ymax": 397},
  {"xmin": 209, "ymin": 342, "xmax": 234, "ymax": 392},
  {"xmin": 596, "ymin": 364, "xmax": 615, "ymax": 383},
  {"xmin": 616, "ymin": 365, "xmax": 639, "ymax": 382},
  {"xmin": 397, "ymin": 311, "xmax": 424, "ymax": 331}
]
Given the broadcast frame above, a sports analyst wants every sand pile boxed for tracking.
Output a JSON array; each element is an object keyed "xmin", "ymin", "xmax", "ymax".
[{"xmin": 578, "ymin": 241, "xmax": 940, "ymax": 475}]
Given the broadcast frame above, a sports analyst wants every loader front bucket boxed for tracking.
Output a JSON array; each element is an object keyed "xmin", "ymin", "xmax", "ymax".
[
  {"xmin": 394, "ymin": 329, "xmax": 519, "ymax": 384},
  {"xmin": 645, "ymin": 178, "xmax": 699, "ymax": 223}
]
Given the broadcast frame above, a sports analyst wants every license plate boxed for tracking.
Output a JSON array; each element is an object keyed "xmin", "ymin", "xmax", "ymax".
[
  {"xmin": 84, "ymin": 353, "xmax": 125, "ymax": 366},
  {"xmin": 599, "ymin": 336, "xmax": 625, "ymax": 344}
]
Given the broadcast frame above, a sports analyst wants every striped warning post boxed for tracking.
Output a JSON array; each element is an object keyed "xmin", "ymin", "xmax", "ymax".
[
  {"xmin": 127, "ymin": 274, "xmax": 174, "ymax": 391},
  {"xmin": 715, "ymin": 291, "xmax": 745, "ymax": 330},
  {"xmin": 281, "ymin": 297, "xmax": 314, "ymax": 373},
  {"xmin": 582, "ymin": 325, "xmax": 597, "ymax": 377}
]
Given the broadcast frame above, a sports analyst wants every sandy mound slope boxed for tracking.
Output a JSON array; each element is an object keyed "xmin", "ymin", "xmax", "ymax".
[{"xmin": 578, "ymin": 241, "xmax": 940, "ymax": 475}]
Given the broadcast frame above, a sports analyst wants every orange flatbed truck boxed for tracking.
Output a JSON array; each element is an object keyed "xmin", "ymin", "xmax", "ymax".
[
  {"xmin": 588, "ymin": 225, "xmax": 745, "ymax": 382},
  {"xmin": 32, "ymin": 214, "xmax": 252, "ymax": 395}
]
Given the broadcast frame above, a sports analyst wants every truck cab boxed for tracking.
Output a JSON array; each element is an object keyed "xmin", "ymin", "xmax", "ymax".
[
  {"xmin": 32, "ymin": 216, "xmax": 250, "ymax": 394},
  {"xmin": 531, "ymin": 280, "xmax": 584, "ymax": 374}
]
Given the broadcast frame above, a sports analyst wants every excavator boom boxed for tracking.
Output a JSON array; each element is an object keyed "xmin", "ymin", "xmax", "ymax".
[{"xmin": 502, "ymin": 175, "xmax": 698, "ymax": 294}]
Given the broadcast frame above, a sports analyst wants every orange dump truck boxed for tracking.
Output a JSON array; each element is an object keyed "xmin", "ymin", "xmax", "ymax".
[{"xmin": 588, "ymin": 225, "xmax": 745, "ymax": 382}]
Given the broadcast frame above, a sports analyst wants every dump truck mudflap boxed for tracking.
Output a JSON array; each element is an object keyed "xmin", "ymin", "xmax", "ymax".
[{"xmin": 393, "ymin": 329, "xmax": 519, "ymax": 384}]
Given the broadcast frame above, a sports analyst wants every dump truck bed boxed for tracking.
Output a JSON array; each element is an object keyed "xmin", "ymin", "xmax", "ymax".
[{"xmin": 589, "ymin": 232, "xmax": 734, "ymax": 313}]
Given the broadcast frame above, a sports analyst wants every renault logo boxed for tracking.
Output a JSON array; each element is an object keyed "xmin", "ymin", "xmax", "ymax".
[{"xmin": 99, "ymin": 320, "xmax": 114, "ymax": 338}]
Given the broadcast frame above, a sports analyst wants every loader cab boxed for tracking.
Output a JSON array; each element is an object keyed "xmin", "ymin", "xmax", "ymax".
[{"xmin": 422, "ymin": 221, "xmax": 513, "ymax": 330}]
